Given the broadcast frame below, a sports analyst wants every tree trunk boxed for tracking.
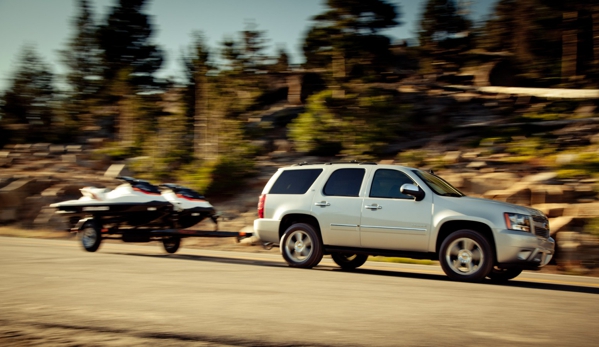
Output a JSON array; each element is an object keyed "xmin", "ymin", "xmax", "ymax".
[
  {"xmin": 562, "ymin": 11, "xmax": 578, "ymax": 82},
  {"xmin": 593, "ymin": 6, "xmax": 599, "ymax": 67}
]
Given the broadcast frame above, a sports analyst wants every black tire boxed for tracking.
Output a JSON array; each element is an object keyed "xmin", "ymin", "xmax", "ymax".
[
  {"xmin": 331, "ymin": 253, "xmax": 368, "ymax": 270},
  {"xmin": 280, "ymin": 223, "xmax": 323, "ymax": 268},
  {"xmin": 80, "ymin": 220, "xmax": 102, "ymax": 252},
  {"xmin": 439, "ymin": 229, "xmax": 494, "ymax": 282},
  {"xmin": 163, "ymin": 236, "xmax": 181, "ymax": 254},
  {"xmin": 487, "ymin": 267, "xmax": 523, "ymax": 282}
]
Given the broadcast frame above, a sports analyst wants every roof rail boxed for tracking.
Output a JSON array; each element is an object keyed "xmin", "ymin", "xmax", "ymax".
[{"xmin": 293, "ymin": 161, "xmax": 378, "ymax": 166}]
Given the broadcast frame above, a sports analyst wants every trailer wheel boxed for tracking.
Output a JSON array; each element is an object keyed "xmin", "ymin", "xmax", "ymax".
[
  {"xmin": 81, "ymin": 221, "xmax": 102, "ymax": 252},
  {"xmin": 163, "ymin": 236, "xmax": 181, "ymax": 254}
]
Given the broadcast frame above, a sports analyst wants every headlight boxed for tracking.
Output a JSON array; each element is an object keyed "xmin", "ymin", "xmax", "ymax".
[{"xmin": 504, "ymin": 213, "xmax": 531, "ymax": 232}]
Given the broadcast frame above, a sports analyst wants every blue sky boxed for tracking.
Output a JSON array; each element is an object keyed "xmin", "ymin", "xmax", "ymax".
[{"xmin": 0, "ymin": 0, "xmax": 496, "ymax": 91}]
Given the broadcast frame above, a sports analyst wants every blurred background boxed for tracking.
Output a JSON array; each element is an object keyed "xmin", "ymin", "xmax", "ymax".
[{"xmin": 1, "ymin": 0, "xmax": 599, "ymax": 272}]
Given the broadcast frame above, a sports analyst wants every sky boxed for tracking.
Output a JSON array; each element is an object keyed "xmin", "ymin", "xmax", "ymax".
[{"xmin": 0, "ymin": 0, "xmax": 496, "ymax": 92}]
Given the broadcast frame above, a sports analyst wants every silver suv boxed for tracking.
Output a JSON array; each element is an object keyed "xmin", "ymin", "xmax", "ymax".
[{"xmin": 254, "ymin": 162, "xmax": 555, "ymax": 282}]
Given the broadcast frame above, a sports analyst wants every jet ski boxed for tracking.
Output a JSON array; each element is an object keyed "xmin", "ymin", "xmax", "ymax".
[
  {"xmin": 159, "ymin": 183, "xmax": 218, "ymax": 229},
  {"xmin": 50, "ymin": 176, "xmax": 216, "ymax": 231}
]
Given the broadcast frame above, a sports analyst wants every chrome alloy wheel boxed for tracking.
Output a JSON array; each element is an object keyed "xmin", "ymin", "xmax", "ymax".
[
  {"xmin": 283, "ymin": 230, "xmax": 313, "ymax": 263},
  {"xmin": 445, "ymin": 237, "xmax": 484, "ymax": 275},
  {"xmin": 81, "ymin": 226, "xmax": 97, "ymax": 249}
]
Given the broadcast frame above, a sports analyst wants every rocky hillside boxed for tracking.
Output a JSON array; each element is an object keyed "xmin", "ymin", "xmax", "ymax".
[{"xmin": 2, "ymin": 84, "xmax": 599, "ymax": 273}]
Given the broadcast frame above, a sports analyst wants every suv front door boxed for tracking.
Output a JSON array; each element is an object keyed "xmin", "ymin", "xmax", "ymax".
[
  {"xmin": 360, "ymin": 169, "xmax": 432, "ymax": 252},
  {"xmin": 311, "ymin": 168, "xmax": 365, "ymax": 247}
]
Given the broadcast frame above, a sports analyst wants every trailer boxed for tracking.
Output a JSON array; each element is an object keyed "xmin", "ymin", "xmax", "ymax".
[{"xmin": 72, "ymin": 217, "xmax": 252, "ymax": 253}]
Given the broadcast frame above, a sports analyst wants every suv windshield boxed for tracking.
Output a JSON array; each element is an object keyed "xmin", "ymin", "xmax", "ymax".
[{"xmin": 413, "ymin": 170, "xmax": 465, "ymax": 197}]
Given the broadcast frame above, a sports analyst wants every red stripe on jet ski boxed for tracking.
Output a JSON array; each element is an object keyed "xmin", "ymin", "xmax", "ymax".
[
  {"xmin": 176, "ymin": 194, "xmax": 206, "ymax": 202},
  {"xmin": 133, "ymin": 187, "xmax": 161, "ymax": 195}
]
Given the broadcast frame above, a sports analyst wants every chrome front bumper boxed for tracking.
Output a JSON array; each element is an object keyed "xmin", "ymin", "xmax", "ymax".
[{"xmin": 495, "ymin": 229, "xmax": 555, "ymax": 269}]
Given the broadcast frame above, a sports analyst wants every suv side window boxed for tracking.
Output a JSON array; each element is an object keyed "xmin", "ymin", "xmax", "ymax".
[
  {"xmin": 269, "ymin": 169, "xmax": 323, "ymax": 194},
  {"xmin": 369, "ymin": 169, "xmax": 414, "ymax": 199},
  {"xmin": 323, "ymin": 168, "xmax": 365, "ymax": 197}
]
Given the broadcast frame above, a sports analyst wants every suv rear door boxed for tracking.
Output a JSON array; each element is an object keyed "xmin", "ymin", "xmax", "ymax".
[
  {"xmin": 360, "ymin": 168, "xmax": 432, "ymax": 251},
  {"xmin": 311, "ymin": 168, "xmax": 366, "ymax": 247}
]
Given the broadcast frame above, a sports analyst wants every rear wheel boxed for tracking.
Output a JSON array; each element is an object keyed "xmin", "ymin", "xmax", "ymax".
[
  {"xmin": 280, "ymin": 223, "xmax": 323, "ymax": 268},
  {"xmin": 81, "ymin": 220, "xmax": 102, "ymax": 252},
  {"xmin": 331, "ymin": 253, "xmax": 368, "ymax": 270},
  {"xmin": 487, "ymin": 267, "xmax": 523, "ymax": 282},
  {"xmin": 439, "ymin": 229, "xmax": 494, "ymax": 282},
  {"xmin": 163, "ymin": 236, "xmax": 181, "ymax": 254}
]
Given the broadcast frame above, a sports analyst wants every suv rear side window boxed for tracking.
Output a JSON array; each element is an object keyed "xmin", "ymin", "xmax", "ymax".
[
  {"xmin": 269, "ymin": 169, "xmax": 323, "ymax": 194},
  {"xmin": 323, "ymin": 168, "xmax": 365, "ymax": 197}
]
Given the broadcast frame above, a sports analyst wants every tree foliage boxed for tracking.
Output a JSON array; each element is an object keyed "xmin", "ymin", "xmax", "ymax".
[
  {"xmin": 60, "ymin": 0, "xmax": 104, "ymax": 114},
  {"xmin": 1, "ymin": 46, "xmax": 55, "ymax": 142},
  {"xmin": 478, "ymin": 0, "xmax": 599, "ymax": 85},
  {"xmin": 302, "ymin": 0, "xmax": 401, "ymax": 81},
  {"xmin": 97, "ymin": 0, "xmax": 164, "ymax": 93},
  {"xmin": 418, "ymin": 0, "xmax": 471, "ymax": 47},
  {"xmin": 289, "ymin": 88, "xmax": 409, "ymax": 159}
]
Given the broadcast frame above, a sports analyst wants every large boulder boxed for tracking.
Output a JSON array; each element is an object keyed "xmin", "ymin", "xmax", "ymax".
[{"xmin": 469, "ymin": 172, "xmax": 519, "ymax": 195}]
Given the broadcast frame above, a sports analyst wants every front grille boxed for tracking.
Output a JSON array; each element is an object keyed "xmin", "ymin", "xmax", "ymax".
[{"xmin": 532, "ymin": 215, "xmax": 550, "ymax": 239}]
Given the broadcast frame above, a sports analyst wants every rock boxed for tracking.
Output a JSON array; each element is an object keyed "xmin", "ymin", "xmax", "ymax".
[
  {"xmin": 443, "ymin": 151, "xmax": 461, "ymax": 164},
  {"xmin": 62, "ymin": 154, "xmax": 81, "ymax": 164},
  {"xmin": 273, "ymin": 139, "xmax": 293, "ymax": 152},
  {"xmin": 0, "ymin": 208, "xmax": 17, "ymax": 222},
  {"xmin": 485, "ymin": 183, "xmax": 532, "ymax": 205},
  {"xmin": 466, "ymin": 161, "xmax": 486, "ymax": 169},
  {"xmin": 549, "ymin": 217, "xmax": 575, "ymax": 236},
  {"xmin": 522, "ymin": 172, "xmax": 558, "ymax": 183},
  {"xmin": 0, "ymin": 157, "xmax": 13, "ymax": 168},
  {"xmin": 31, "ymin": 143, "xmax": 51, "ymax": 152},
  {"xmin": 104, "ymin": 164, "xmax": 133, "ymax": 178},
  {"xmin": 49, "ymin": 145, "xmax": 65, "ymax": 154},
  {"xmin": 66, "ymin": 145, "xmax": 83, "ymax": 153},
  {"xmin": 533, "ymin": 203, "xmax": 569, "ymax": 218},
  {"xmin": 469, "ymin": 172, "xmax": 519, "ymax": 195}
]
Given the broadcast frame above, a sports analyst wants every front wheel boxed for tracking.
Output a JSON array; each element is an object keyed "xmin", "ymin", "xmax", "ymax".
[
  {"xmin": 80, "ymin": 220, "xmax": 102, "ymax": 252},
  {"xmin": 331, "ymin": 253, "xmax": 368, "ymax": 270},
  {"xmin": 280, "ymin": 223, "xmax": 323, "ymax": 268},
  {"xmin": 439, "ymin": 229, "xmax": 494, "ymax": 282},
  {"xmin": 163, "ymin": 236, "xmax": 181, "ymax": 254},
  {"xmin": 487, "ymin": 267, "xmax": 523, "ymax": 282}
]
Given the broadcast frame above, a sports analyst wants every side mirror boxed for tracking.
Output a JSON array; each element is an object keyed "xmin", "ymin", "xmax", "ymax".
[{"xmin": 400, "ymin": 183, "xmax": 425, "ymax": 201}]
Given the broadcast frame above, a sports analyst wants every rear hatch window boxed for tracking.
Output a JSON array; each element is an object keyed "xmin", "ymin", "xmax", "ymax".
[{"xmin": 269, "ymin": 169, "xmax": 323, "ymax": 194}]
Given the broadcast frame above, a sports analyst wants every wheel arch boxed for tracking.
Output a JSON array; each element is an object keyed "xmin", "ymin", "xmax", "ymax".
[
  {"xmin": 279, "ymin": 214, "xmax": 322, "ymax": 241},
  {"xmin": 436, "ymin": 220, "xmax": 497, "ymax": 263}
]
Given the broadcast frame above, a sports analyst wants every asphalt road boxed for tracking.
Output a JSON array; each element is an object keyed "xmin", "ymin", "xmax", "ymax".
[{"xmin": 1, "ymin": 236, "xmax": 599, "ymax": 347}]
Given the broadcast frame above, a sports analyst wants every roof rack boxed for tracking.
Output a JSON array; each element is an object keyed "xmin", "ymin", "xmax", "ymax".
[{"xmin": 293, "ymin": 161, "xmax": 378, "ymax": 166}]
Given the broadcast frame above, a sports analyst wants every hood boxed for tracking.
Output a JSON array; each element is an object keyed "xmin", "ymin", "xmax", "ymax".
[{"xmin": 443, "ymin": 196, "xmax": 544, "ymax": 217}]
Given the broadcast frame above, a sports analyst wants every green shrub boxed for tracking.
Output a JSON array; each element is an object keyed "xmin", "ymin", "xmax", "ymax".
[
  {"xmin": 289, "ymin": 88, "xmax": 409, "ymax": 159},
  {"xmin": 178, "ymin": 153, "xmax": 256, "ymax": 197}
]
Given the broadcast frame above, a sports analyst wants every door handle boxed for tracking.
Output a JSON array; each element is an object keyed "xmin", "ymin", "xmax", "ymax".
[
  {"xmin": 365, "ymin": 204, "xmax": 382, "ymax": 210},
  {"xmin": 315, "ymin": 201, "xmax": 330, "ymax": 207}
]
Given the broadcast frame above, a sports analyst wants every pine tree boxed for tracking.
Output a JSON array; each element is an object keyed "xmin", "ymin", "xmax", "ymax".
[
  {"xmin": 1, "ymin": 46, "xmax": 54, "ymax": 132},
  {"xmin": 97, "ymin": 0, "xmax": 164, "ymax": 93},
  {"xmin": 302, "ymin": 0, "xmax": 401, "ymax": 81},
  {"xmin": 60, "ymin": 0, "xmax": 104, "ymax": 120},
  {"xmin": 418, "ymin": 0, "xmax": 472, "ymax": 51},
  {"xmin": 270, "ymin": 46, "xmax": 290, "ymax": 73},
  {"xmin": 182, "ymin": 32, "xmax": 212, "ymax": 159}
]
